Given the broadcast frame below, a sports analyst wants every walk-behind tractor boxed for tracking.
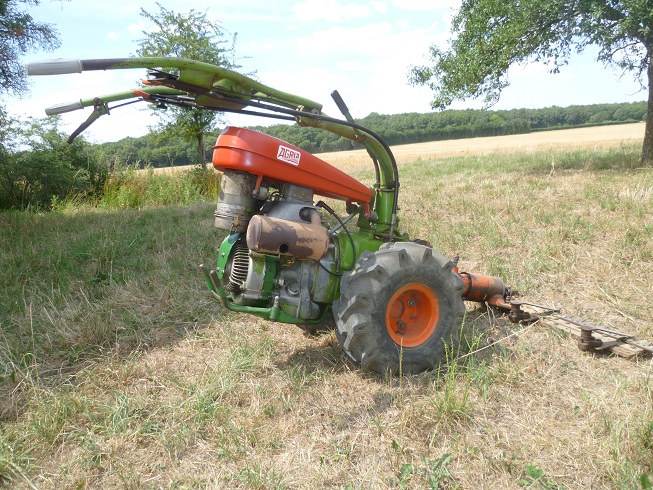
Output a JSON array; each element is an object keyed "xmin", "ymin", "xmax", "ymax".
[{"xmin": 28, "ymin": 58, "xmax": 652, "ymax": 374}]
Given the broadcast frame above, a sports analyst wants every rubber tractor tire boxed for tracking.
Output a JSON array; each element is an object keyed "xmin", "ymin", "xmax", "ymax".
[{"xmin": 332, "ymin": 242, "xmax": 466, "ymax": 374}]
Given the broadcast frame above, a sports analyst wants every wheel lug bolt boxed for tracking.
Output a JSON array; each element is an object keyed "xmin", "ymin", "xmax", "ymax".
[{"xmin": 407, "ymin": 300, "xmax": 416, "ymax": 307}]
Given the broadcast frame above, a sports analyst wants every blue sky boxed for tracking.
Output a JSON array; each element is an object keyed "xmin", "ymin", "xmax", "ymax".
[{"xmin": 6, "ymin": 0, "xmax": 646, "ymax": 143}]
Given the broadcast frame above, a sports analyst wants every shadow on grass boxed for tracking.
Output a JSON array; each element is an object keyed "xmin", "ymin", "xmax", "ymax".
[
  {"xmin": 277, "ymin": 304, "xmax": 521, "ymax": 384},
  {"xmin": 280, "ymin": 332, "xmax": 354, "ymax": 375},
  {"xmin": 1, "ymin": 201, "xmax": 525, "ymax": 423},
  {"xmin": 0, "ymin": 201, "xmax": 224, "ymax": 420}
]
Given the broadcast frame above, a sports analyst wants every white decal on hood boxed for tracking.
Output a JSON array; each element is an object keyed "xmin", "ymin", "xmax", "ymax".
[{"xmin": 277, "ymin": 145, "xmax": 301, "ymax": 166}]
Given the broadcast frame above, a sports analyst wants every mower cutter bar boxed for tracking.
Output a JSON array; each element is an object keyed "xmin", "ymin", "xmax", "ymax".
[{"xmin": 507, "ymin": 301, "xmax": 653, "ymax": 358}]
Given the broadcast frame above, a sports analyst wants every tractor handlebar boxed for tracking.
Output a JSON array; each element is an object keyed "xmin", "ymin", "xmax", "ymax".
[
  {"xmin": 27, "ymin": 56, "xmax": 400, "ymax": 233},
  {"xmin": 45, "ymin": 100, "xmax": 84, "ymax": 115},
  {"xmin": 26, "ymin": 58, "xmax": 83, "ymax": 76}
]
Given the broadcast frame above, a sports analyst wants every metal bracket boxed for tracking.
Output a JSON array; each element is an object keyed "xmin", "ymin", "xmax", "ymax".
[{"xmin": 67, "ymin": 97, "xmax": 110, "ymax": 143}]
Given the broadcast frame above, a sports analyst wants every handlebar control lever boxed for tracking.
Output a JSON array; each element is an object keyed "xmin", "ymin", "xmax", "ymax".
[{"xmin": 331, "ymin": 90, "xmax": 354, "ymax": 122}]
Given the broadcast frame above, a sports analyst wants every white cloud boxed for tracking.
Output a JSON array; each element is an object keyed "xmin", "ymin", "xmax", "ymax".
[
  {"xmin": 338, "ymin": 60, "xmax": 362, "ymax": 72},
  {"xmin": 392, "ymin": 0, "xmax": 460, "ymax": 11},
  {"xmin": 293, "ymin": 0, "xmax": 371, "ymax": 22},
  {"xmin": 127, "ymin": 22, "xmax": 147, "ymax": 36},
  {"xmin": 371, "ymin": 2, "xmax": 388, "ymax": 13},
  {"xmin": 16, "ymin": 0, "xmax": 644, "ymax": 143},
  {"xmin": 295, "ymin": 22, "xmax": 394, "ymax": 56},
  {"xmin": 240, "ymin": 19, "xmax": 447, "ymax": 119}
]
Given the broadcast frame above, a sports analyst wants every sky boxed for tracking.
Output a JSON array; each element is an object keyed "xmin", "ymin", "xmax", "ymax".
[{"xmin": 5, "ymin": 0, "xmax": 647, "ymax": 143}]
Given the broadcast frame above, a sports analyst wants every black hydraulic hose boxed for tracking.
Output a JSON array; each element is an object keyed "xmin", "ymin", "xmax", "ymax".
[
  {"xmin": 143, "ymin": 94, "xmax": 297, "ymax": 121},
  {"xmin": 316, "ymin": 200, "xmax": 356, "ymax": 273},
  {"xmin": 218, "ymin": 107, "xmax": 296, "ymax": 122},
  {"xmin": 111, "ymin": 99, "xmax": 145, "ymax": 110}
]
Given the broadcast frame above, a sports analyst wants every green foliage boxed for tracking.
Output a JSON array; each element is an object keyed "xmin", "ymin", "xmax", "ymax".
[
  {"xmin": 0, "ymin": 108, "xmax": 219, "ymax": 211},
  {"xmin": 2, "ymin": 101, "xmax": 641, "ymax": 211},
  {"xmin": 518, "ymin": 463, "xmax": 565, "ymax": 489},
  {"xmin": 642, "ymin": 473, "xmax": 652, "ymax": 490},
  {"xmin": 88, "ymin": 131, "xmax": 215, "ymax": 169},
  {"xmin": 391, "ymin": 448, "xmax": 455, "ymax": 489},
  {"xmin": 0, "ymin": 115, "xmax": 108, "ymax": 210},
  {"xmin": 75, "ymin": 102, "xmax": 650, "ymax": 170},
  {"xmin": 0, "ymin": 0, "xmax": 64, "ymax": 97},
  {"xmin": 411, "ymin": 0, "xmax": 651, "ymax": 110},
  {"xmin": 136, "ymin": 2, "xmax": 239, "ymax": 166},
  {"xmin": 186, "ymin": 165, "xmax": 221, "ymax": 200},
  {"xmin": 0, "ymin": 202, "xmax": 218, "ymax": 394},
  {"xmin": 0, "ymin": 146, "xmax": 651, "ymax": 487},
  {"xmin": 99, "ymin": 167, "xmax": 220, "ymax": 209},
  {"xmin": 0, "ymin": 428, "xmax": 31, "ymax": 487}
]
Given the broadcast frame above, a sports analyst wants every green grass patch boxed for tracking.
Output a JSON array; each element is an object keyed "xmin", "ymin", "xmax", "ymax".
[
  {"xmin": 0, "ymin": 202, "xmax": 222, "ymax": 404},
  {"xmin": 100, "ymin": 167, "xmax": 221, "ymax": 209}
]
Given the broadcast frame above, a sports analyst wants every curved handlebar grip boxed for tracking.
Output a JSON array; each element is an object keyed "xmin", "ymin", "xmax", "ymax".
[
  {"xmin": 331, "ymin": 90, "xmax": 350, "ymax": 116},
  {"xmin": 26, "ymin": 59, "xmax": 83, "ymax": 76},
  {"xmin": 331, "ymin": 90, "xmax": 355, "ymax": 123},
  {"xmin": 45, "ymin": 100, "xmax": 84, "ymax": 115}
]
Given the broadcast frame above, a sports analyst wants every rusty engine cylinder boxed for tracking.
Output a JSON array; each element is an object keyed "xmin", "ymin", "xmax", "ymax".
[{"xmin": 246, "ymin": 214, "xmax": 329, "ymax": 261}]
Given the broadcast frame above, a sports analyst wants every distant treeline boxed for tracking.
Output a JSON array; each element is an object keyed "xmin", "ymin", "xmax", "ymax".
[
  {"xmin": 90, "ymin": 133, "xmax": 209, "ymax": 170},
  {"xmin": 91, "ymin": 101, "xmax": 647, "ymax": 167}
]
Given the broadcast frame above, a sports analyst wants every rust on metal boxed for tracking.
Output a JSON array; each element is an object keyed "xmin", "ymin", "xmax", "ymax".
[
  {"xmin": 246, "ymin": 214, "xmax": 329, "ymax": 260},
  {"xmin": 577, "ymin": 326, "xmax": 604, "ymax": 352},
  {"xmin": 214, "ymin": 171, "xmax": 257, "ymax": 232},
  {"xmin": 458, "ymin": 271, "xmax": 512, "ymax": 309},
  {"xmin": 507, "ymin": 300, "xmax": 533, "ymax": 323}
]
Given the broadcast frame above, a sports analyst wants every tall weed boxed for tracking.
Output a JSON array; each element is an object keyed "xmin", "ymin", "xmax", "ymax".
[{"xmin": 100, "ymin": 167, "xmax": 220, "ymax": 209}]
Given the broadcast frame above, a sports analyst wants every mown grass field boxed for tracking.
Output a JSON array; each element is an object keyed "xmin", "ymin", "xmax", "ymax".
[{"xmin": 1, "ymin": 128, "xmax": 652, "ymax": 489}]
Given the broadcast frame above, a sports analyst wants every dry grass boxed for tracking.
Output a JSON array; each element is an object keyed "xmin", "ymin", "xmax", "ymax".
[{"xmin": 1, "ymin": 127, "xmax": 652, "ymax": 489}]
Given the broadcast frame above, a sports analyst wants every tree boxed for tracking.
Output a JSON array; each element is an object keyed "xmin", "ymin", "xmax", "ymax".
[
  {"xmin": 0, "ymin": 115, "xmax": 108, "ymax": 209},
  {"xmin": 136, "ymin": 2, "xmax": 239, "ymax": 169},
  {"xmin": 0, "ymin": 0, "xmax": 63, "ymax": 97},
  {"xmin": 410, "ymin": 0, "xmax": 653, "ymax": 166}
]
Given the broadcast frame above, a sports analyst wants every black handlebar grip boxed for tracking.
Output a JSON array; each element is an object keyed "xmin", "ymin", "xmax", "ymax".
[{"xmin": 331, "ymin": 90, "xmax": 352, "ymax": 119}]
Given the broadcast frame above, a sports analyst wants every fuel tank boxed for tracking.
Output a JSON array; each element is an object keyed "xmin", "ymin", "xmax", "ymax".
[{"xmin": 212, "ymin": 127, "xmax": 373, "ymax": 204}]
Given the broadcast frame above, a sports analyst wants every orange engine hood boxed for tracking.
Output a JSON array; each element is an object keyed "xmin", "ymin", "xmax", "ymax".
[{"xmin": 212, "ymin": 127, "xmax": 373, "ymax": 204}]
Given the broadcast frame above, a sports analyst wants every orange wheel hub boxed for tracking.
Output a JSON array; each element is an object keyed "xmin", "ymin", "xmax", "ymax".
[{"xmin": 386, "ymin": 283, "xmax": 440, "ymax": 347}]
